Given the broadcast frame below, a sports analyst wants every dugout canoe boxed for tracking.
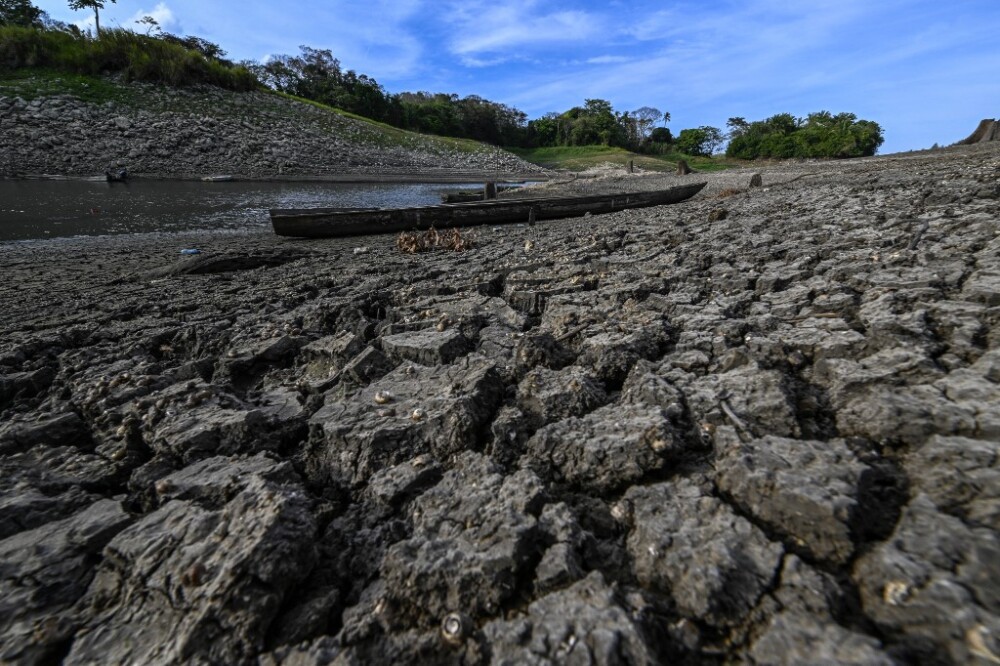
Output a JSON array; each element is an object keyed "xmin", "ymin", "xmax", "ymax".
[{"xmin": 270, "ymin": 182, "xmax": 706, "ymax": 238}]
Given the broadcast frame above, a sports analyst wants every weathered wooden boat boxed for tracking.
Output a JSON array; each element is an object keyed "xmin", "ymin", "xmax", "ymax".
[
  {"xmin": 440, "ymin": 183, "xmax": 520, "ymax": 203},
  {"xmin": 270, "ymin": 182, "xmax": 706, "ymax": 238}
]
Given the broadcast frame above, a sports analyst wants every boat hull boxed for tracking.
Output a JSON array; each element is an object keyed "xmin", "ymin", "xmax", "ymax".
[{"xmin": 270, "ymin": 182, "xmax": 706, "ymax": 238}]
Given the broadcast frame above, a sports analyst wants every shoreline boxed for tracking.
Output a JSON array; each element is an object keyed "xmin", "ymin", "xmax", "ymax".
[{"xmin": 2, "ymin": 170, "xmax": 552, "ymax": 184}]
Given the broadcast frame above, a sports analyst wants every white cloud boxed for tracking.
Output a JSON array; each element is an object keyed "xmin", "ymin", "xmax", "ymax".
[
  {"xmin": 445, "ymin": 1, "xmax": 602, "ymax": 63},
  {"xmin": 71, "ymin": 2, "xmax": 178, "ymax": 34},
  {"xmin": 127, "ymin": 3, "xmax": 179, "ymax": 34},
  {"xmin": 586, "ymin": 55, "xmax": 630, "ymax": 65}
]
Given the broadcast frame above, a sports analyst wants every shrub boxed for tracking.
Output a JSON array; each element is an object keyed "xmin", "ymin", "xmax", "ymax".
[{"xmin": 725, "ymin": 111, "xmax": 884, "ymax": 160}]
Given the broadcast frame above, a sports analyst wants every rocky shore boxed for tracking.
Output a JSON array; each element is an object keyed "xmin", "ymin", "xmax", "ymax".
[
  {"xmin": 0, "ymin": 79, "xmax": 544, "ymax": 179},
  {"xmin": 2, "ymin": 143, "xmax": 1000, "ymax": 664}
]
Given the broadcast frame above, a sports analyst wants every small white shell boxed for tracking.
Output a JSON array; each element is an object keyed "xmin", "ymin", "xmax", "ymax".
[
  {"xmin": 410, "ymin": 408, "xmax": 425, "ymax": 422},
  {"xmin": 883, "ymin": 581, "xmax": 910, "ymax": 606},
  {"xmin": 374, "ymin": 390, "xmax": 394, "ymax": 405},
  {"xmin": 440, "ymin": 612, "xmax": 472, "ymax": 646}
]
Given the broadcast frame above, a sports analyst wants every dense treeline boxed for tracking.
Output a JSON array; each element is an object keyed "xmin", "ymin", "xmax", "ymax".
[
  {"xmin": 726, "ymin": 112, "xmax": 884, "ymax": 159},
  {"xmin": 1, "ymin": 1, "xmax": 885, "ymax": 159},
  {"xmin": 247, "ymin": 47, "xmax": 528, "ymax": 146},
  {"xmin": 524, "ymin": 100, "xmax": 670, "ymax": 151}
]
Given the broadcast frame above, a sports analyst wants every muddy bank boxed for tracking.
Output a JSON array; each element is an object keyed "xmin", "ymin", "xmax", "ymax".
[{"xmin": 1, "ymin": 144, "xmax": 1000, "ymax": 664}]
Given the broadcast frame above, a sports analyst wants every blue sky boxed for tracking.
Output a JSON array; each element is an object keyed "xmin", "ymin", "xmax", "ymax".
[{"xmin": 34, "ymin": 0, "xmax": 1000, "ymax": 153}]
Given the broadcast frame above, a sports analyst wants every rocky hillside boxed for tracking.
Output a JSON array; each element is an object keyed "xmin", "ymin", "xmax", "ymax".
[{"xmin": 0, "ymin": 75, "xmax": 545, "ymax": 179}]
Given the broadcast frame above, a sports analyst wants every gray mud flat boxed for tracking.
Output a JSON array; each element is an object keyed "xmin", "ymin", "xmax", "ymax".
[{"xmin": 2, "ymin": 144, "xmax": 1000, "ymax": 664}]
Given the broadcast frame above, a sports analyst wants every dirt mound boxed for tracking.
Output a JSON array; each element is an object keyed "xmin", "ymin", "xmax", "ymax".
[{"xmin": 957, "ymin": 118, "xmax": 1000, "ymax": 144}]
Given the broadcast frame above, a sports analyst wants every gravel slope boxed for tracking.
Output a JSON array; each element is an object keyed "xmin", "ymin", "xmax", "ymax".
[{"xmin": 0, "ymin": 79, "xmax": 545, "ymax": 179}]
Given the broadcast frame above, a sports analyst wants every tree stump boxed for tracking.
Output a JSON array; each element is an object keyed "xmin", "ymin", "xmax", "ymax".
[
  {"xmin": 749, "ymin": 173, "xmax": 763, "ymax": 188},
  {"xmin": 484, "ymin": 182, "xmax": 498, "ymax": 200},
  {"xmin": 627, "ymin": 160, "xmax": 635, "ymax": 174},
  {"xmin": 676, "ymin": 160, "xmax": 691, "ymax": 175}
]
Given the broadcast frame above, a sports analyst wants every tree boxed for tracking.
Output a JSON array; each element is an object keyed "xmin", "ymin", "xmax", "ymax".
[
  {"xmin": 701, "ymin": 126, "xmax": 724, "ymax": 155},
  {"xmin": 725, "ymin": 111, "xmax": 884, "ymax": 160},
  {"xmin": 676, "ymin": 128, "xmax": 709, "ymax": 156},
  {"xmin": 0, "ymin": 0, "xmax": 43, "ymax": 26},
  {"xmin": 649, "ymin": 127, "xmax": 673, "ymax": 144},
  {"xmin": 726, "ymin": 116, "xmax": 749, "ymax": 138},
  {"xmin": 135, "ymin": 15, "xmax": 160, "ymax": 35},
  {"xmin": 67, "ymin": 0, "xmax": 116, "ymax": 37},
  {"xmin": 632, "ymin": 106, "xmax": 663, "ymax": 141},
  {"xmin": 676, "ymin": 126, "xmax": 723, "ymax": 156},
  {"xmin": 159, "ymin": 34, "xmax": 229, "ymax": 63}
]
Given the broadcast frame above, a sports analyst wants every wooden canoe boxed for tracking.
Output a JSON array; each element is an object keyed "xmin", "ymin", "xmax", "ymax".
[{"xmin": 270, "ymin": 181, "xmax": 706, "ymax": 239}]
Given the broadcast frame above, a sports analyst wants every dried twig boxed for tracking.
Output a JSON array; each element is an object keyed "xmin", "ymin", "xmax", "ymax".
[
  {"xmin": 556, "ymin": 322, "xmax": 592, "ymax": 343},
  {"xmin": 719, "ymin": 392, "xmax": 753, "ymax": 440}
]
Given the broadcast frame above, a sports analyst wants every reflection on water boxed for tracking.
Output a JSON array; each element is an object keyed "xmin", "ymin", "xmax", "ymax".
[{"xmin": 0, "ymin": 180, "xmax": 493, "ymax": 242}]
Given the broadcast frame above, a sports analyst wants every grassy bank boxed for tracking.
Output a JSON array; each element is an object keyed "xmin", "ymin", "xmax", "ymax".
[
  {"xmin": 0, "ymin": 25, "xmax": 255, "ymax": 90},
  {"xmin": 0, "ymin": 67, "xmax": 138, "ymax": 105},
  {"xmin": 509, "ymin": 145, "xmax": 740, "ymax": 172}
]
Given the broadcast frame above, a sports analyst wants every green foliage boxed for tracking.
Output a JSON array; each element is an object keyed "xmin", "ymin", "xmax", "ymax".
[
  {"xmin": 249, "ymin": 46, "xmax": 528, "ymax": 145},
  {"xmin": 0, "ymin": 25, "xmax": 257, "ymax": 90},
  {"xmin": 675, "ymin": 126, "xmax": 722, "ymax": 157},
  {"xmin": 249, "ymin": 46, "xmax": 398, "ymax": 126},
  {"xmin": 0, "ymin": 0, "xmax": 42, "ymax": 27},
  {"xmin": 522, "ymin": 98, "xmax": 671, "ymax": 151},
  {"xmin": 649, "ymin": 127, "xmax": 673, "ymax": 143},
  {"xmin": 726, "ymin": 111, "xmax": 884, "ymax": 159}
]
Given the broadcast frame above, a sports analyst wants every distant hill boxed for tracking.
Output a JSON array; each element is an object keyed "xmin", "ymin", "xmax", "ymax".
[{"xmin": 957, "ymin": 119, "xmax": 1000, "ymax": 145}]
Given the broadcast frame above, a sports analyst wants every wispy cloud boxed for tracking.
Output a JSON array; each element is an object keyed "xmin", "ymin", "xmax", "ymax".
[
  {"xmin": 224, "ymin": 0, "xmax": 427, "ymax": 78},
  {"xmin": 444, "ymin": 0, "xmax": 603, "ymax": 64},
  {"xmin": 586, "ymin": 55, "xmax": 631, "ymax": 65}
]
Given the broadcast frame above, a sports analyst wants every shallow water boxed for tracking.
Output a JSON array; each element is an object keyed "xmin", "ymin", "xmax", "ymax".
[{"xmin": 0, "ymin": 180, "xmax": 491, "ymax": 242}]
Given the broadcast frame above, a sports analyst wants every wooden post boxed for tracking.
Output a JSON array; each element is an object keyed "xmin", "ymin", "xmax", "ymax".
[
  {"xmin": 627, "ymin": 160, "xmax": 634, "ymax": 174},
  {"xmin": 676, "ymin": 159, "xmax": 691, "ymax": 175},
  {"xmin": 484, "ymin": 182, "xmax": 498, "ymax": 200}
]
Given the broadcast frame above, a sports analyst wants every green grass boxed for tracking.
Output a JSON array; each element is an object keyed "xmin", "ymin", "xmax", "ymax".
[
  {"xmin": 509, "ymin": 144, "xmax": 741, "ymax": 172},
  {"xmin": 0, "ymin": 67, "xmax": 137, "ymax": 105}
]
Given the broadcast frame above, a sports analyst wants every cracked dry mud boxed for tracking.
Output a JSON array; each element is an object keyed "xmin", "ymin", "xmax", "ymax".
[{"xmin": 2, "ymin": 143, "xmax": 1000, "ymax": 665}]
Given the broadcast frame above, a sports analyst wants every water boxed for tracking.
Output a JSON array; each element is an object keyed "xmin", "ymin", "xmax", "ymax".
[{"xmin": 0, "ymin": 180, "xmax": 494, "ymax": 242}]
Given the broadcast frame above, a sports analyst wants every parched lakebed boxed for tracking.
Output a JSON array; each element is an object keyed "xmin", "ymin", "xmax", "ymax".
[{"xmin": 1, "ymin": 144, "xmax": 999, "ymax": 664}]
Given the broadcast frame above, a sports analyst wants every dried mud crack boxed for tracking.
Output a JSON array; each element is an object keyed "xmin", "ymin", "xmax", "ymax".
[{"xmin": 2, "ymin": 143, "xmax": 1000, "ymax": 665}]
